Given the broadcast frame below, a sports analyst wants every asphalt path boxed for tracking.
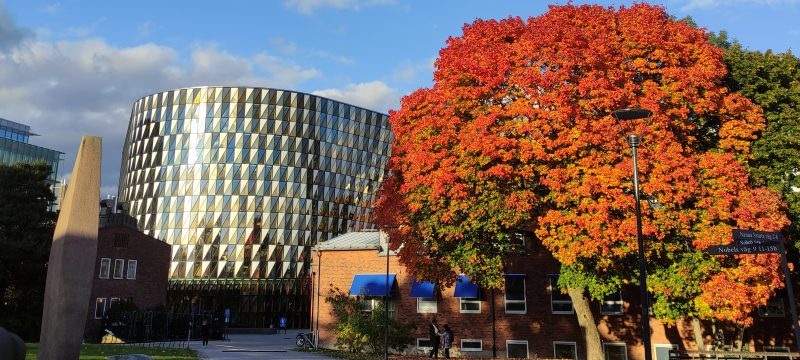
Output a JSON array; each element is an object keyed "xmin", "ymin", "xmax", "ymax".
[{"xmin": 190, "ymin": 332, "xmax": 333, "ymax": 360}]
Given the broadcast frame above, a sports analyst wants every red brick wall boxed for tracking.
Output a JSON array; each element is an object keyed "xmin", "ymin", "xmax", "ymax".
[
  {"xmin": 312, "ymin": 248, "xmax": 796, "ymax": 359},
  {"xmin": 84, "ymin": 225, "xmax": 170, "ymax": 341}
]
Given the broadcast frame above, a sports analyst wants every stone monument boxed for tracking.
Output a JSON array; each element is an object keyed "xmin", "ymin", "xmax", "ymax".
[{"xmin": 38, "ymin": 136, "xmax": 101, "ymax": 360}]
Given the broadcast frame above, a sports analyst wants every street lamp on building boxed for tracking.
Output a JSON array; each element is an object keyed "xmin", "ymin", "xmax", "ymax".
[{"xmin": 611, "ymin": 107, "xmax": 653, "ymax": 360}]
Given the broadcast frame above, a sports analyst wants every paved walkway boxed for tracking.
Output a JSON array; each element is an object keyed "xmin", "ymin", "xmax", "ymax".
[{"xmin": 189, "ymin": 332, "xmax": 333, "ymax": 360}]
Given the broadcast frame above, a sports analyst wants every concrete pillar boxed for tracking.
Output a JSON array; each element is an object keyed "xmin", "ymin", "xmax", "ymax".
[{"xmin": 39, "ymin": 136, "xmax": 101, "ymax": 360}]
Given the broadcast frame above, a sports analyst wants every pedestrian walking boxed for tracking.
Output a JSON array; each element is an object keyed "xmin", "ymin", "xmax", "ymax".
[
  {"xmin": 429, "ymin": 317, "xmax": 441, "ymax": 358},
  {"xmin": 201, "ymin": 318, "xmax": 209, "ymax": 347},
  {"xmin": 442, "ymin": 324, "xmax": 453, "ymax": 359}
]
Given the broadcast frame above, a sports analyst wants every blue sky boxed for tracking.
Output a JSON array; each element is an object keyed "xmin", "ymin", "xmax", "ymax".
[{"xmin": 0, "ymin": 0, "xmax": 798, "ymax": 195}]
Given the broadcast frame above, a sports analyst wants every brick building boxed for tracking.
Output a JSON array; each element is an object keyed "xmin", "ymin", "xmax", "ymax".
[
  {"xmin": 84, "ymin": 202, "xmax": 170, "ymax": 341},
  {"xmin": 312, "ymin": 231, "xmax": 796, "ymax": 359}
]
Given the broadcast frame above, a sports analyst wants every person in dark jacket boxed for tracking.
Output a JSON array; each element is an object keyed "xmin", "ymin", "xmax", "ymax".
[
  {"xmin": 201, "ymin": 318, "xmax": 210, "ymax": 347},
  {"xmin": 428, "ymin": 317, "xmax": 441, "ymax": 358}
]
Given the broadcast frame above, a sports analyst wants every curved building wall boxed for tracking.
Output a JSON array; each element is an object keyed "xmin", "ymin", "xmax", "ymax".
[{"xmin": 117, "ymin": 86, "xmax": 391, "ymax": 326}]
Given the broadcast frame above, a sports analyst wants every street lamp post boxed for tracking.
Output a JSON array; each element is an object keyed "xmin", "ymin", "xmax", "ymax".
[
  {"xmin": 612, "ymin": 108, "xmax": 653, "ymax": 360},
  {"xmin": 380, "ymin": 226, "xmax": 398, "ymax": 360}
]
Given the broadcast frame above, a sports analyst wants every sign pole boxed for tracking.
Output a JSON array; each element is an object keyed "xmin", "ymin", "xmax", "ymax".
[{"xmin": 780, "ymin": 250, "xmax": 800, "ymax": 350}]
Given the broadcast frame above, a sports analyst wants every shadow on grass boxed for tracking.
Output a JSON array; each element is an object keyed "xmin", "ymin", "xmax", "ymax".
[{"xmin": 25, "ymin": 343, "xmax": 198, "ymax": 360}]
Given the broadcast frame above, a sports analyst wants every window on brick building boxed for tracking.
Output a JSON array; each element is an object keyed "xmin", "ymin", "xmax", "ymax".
[
  {"xmin": 359, "ymin": 298, "xmax": 394, "ymax": 318},
  {"xmin": 417, "ymin": 338, "xmax": 433, "ymax": 350},
  {"xmin": 460, "ymin": 297, "xmax": 480, "ymax": 313},
  {"xmin": 461, "ymin": 339, "xmax": 482, "ymax": 352},
  {"xmin": 763, "ymin": 346, "xmax": 790, "ymax": 360},
  {"xmin": 417, "ymin": 297, "xmax": 437, "ymax": 313},
  {"xmin": 506, "ymin": 340, "xmax": 529, "ymax": 359},
  {"xmin": 603, "ymin": 343, "xmax": 628, "ymax": 360},
  {"xmin": 95, "ymin": 298, "xmax": 107, "ymax": 319},
  {"xmin": 759, "ymin": 298, "xmax": 786, "ymax": 317},
  {"xmin": 601, "ymin": 292, "xmax": 623, "ymax": 315},
  {"xmin": 113, "ymin": 259, "xmax": 125, "ymax": 279},
  {"xmin": 114, "ymin": 259, "xmax": 125, "ymax": 279},
  {"xmin": 127, "ymin": 260, "xmax": 137, "ymax": 279},
  {"xmin": 554, "ymin": 341, "xmax": 577, "ymax": 360},
  {"xmin": 504, "ymin": 275, "xmax": 526, "ymax": 314},
  {"xmin": 110, "ymin": 297, "xmax": 120, "ymax": 309},
  {"xmin": 549, "ymin": 276, "xmax": 573, "ymax": 314},
  {"xmin": 654, "ymin": 344, "xmax": 678, "ymax": 360},
  {"xmin": 99, "ymin": 258, "xmax": 111, "ymax": 279}
]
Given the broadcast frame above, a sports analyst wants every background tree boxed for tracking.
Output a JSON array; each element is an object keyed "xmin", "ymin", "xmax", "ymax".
[
  {"xmin": 717, "ymin": 39, "xmax": 800, "ymax": 247},
  {"xmin": 377, "ymin": 4, "xmax": 787, "ymax": 357},
  {"xmin": 0, "ymin": 162, "xmax": 56, "ymax": 341}
]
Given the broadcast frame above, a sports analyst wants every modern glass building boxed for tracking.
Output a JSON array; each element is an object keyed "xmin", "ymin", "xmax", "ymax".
[
  {"xmin": 0, "ymin": 118, "xmax": 64, "ymax": 185},
  {"xmin": 117, "ymin": 86, "xmax": 392, "ymax": 327}
]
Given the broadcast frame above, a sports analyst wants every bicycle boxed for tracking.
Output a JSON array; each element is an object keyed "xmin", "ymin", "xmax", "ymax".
[{"xmin": 295, "ymin": 332, "xmax": 315, "ymax": 349}]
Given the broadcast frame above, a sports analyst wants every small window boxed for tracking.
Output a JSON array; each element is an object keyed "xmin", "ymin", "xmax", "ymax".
[
  {"xmin": 759, "ymin": 298, "xmax": 786, "ymax": 317},
  {"xmin": 95, "ymin": 298, "xmax": 107, "ymax": 319},
  {"xmin": 417, "ymin": 297, "xmax": 437, "ymax": 313},
  {"xmin": 654, "ymin": 344, "xmax": 679, "ymax": 360},
  {"xmin": 601, "ymin": 292, "xmax": 624, "ymax": 315},
  {"xmin": 461, "ymin": 339, "xmax": 483, "ymax": 352},
  {"xmin": 507, "ymin": 340, "xmax": 529, "ymax": 359},
  {"xmin": 110, "ymin": 297, "xmax": 120, "ymax": 308},
  {"xmin": 460, "ymin": 297, "xmax": 480, "ymax": 313},
  {"xmin": 417, "ymin": 338, "xmax": 433, "ymax": 350},
  {"xmin": 764, "ymin": 346, "xmax": 790, "ymax": 360},
  {"xmin": 604, "ymin": 343, "xmax": 628, "ymax": 360},
  {"xmin": 113, "ymin": 259, "xmax": 125, "ymax": 279},
  {"xmin": 554, "ymin": 341, "xmax": 577, "ymax": 360},
  {"xmin": 549, "ymin": 276, "xmax": 573, "ymax": 314},
  {"xmin": 505, "ymin": 276, "xmax": 526, "ymax": 314},
  {"xmin": 126, "ymin": 260, "xmax": 137, "ymax": 279},
  {"xmin": 99, "ymin": 258, "xmax": 111, "ymax": 279}
]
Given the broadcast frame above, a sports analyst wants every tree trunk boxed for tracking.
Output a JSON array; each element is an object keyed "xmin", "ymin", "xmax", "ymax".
[
  {"xmin": 734, "ymin": 326, "xmax": 744, "ymax": 351},
  {"xmin": 691, "ymin": 317, "xmax": 705, "ymax": 351},
  {"xmin": 568, "ymin": 286, "xmax": 604, "ymax": 360}
]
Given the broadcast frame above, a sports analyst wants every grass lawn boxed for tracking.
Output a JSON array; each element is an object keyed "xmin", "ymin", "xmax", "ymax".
[{"xmin": 25, "ymin": 343, "xmax": 198, "ymax": 360}]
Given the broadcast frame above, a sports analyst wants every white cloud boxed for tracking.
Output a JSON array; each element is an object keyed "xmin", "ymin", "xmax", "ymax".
[
  {"xmin": 270, "ymin": 37, "xmax": 353, "ymax": 64},
  {"xmin": 284, "ymin": 0, "xmax": 395, "ymax": 14},
  {"xmin": 41, "ymin": 2, "xmax": 60, "ymax": 14},
  {"xmin": 313, "ymin": 81, "xmax": 400, "ymax": 113},
  {"xmin": 392, "ymin": 56, "xmax": 435, "ymax": 83},
  {"xmin": 136, "ymin": 21, "xmax": 157, "ymax": 38},
  {"xmin": 680, "ymin": 0, "xmax": 800, "ymax": 10},
  {"xmin": 0, "ymin": 36, "xmax": 321, "ymax": 195}
]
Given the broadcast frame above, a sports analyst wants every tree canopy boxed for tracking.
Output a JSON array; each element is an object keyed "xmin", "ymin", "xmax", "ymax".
[
  {"xmin": 0, "ymin": 162, "xmax": 56, "ymax": 340},
  {"xmin": 376, "ymin": 3, "xmax": 787, "ymax": 326}
]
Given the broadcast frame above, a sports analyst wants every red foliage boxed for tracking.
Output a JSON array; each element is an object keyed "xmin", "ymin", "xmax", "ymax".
[{"xmin": 376, "ymin": 3, "xmax": 788, "ymax": 325}]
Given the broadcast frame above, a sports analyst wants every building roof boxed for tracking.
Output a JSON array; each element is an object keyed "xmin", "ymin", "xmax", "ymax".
[{"xmin": 315, "ymin": 231, "xmax": 382, "ymax": 251}]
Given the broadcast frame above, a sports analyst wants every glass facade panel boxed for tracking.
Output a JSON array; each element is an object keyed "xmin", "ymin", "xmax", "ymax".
[{"xmin": 118, "ymin": 87, "xmax": 392, "ymax": 327}]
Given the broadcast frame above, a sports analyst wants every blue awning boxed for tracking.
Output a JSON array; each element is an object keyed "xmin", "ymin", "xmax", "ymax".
[
  {"xmin": 410, "ymin": 281, "xmax": 435, "ymax": 298},
  {"xmin": 349, "ymin": 274, "xmax": 396, "ymax": 296},
  {"xmin": 454, "ymin": 274, "xmax": 479, "ymax": 298},
  {"xmin": 504, "ymin": 274, "xmax": 527, "ymax": 279}
]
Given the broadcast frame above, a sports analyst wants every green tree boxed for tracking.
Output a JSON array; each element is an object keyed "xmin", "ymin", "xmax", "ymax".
[
  {"xmin": 717, "ymin": 41, "xmax": 800, "ymax": 245},
  {"xmin": 0, "ymin": 162, "xmax": 56, "ymax": 341},
  {"xmin": 324, "ymin": 287, "xmax": 414, "ymax": 354}
]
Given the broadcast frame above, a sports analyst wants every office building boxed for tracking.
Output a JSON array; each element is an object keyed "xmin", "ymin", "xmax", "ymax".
[
  {"xmin": 117, "ymin": 86, "xmax": 392, "ymax": 327},
  {"xmin": 0, "ymin": 118, "xmax": 64, "ymax": 185}
]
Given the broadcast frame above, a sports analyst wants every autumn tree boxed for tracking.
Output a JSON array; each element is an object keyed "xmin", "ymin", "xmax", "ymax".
[{"xmin": 377, "ymin": 4, "xmax": 788, "ymax": 358}]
